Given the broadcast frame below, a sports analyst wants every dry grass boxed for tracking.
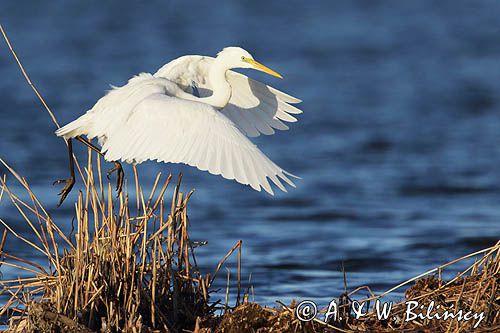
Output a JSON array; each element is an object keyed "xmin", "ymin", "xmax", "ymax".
[
  {"xmin": 0, "ymin": 153, "xmax": 246, "ymax": 332},
  {"xmin": 191, "ymin": 241, "xmax": 499, "ymax": 333}
]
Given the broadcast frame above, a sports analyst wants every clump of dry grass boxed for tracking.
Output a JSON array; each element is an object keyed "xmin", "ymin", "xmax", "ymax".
[
  {"xmin": 347, "ymin": 241, "xmax": 499, "ymax": 332},
  {"xmin": 0, "ymin": 153, "xmax": 242, "ymax": 332},
  {"xmin": 195, "ymin": 240, "xmax": 499, "ymax": 333}
]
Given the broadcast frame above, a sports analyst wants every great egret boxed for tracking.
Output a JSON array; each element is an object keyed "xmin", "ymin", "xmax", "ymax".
[{"xmin": 54, "ymin": 47, "xmax": 302, "ymax": 205}]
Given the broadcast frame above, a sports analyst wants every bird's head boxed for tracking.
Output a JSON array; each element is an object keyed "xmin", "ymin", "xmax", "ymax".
[{"xmin": 216, "ymin": 47, "xmax": 283, "ymax": 79}]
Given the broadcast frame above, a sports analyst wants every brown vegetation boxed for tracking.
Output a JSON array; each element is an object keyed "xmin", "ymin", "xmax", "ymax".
[
  {"xmin": 0, "ymin": 155, "xmax": 237, "ymax": 332},
  {"xmin": 196, "ymin": 244, "xmax": 499, "ymax": 332}
]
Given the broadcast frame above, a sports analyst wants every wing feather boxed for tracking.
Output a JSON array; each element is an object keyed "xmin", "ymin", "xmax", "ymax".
[
  {"xmin": 242, "ymin": 153, "xmax": 262, "ymax": 192},
  {"xmin": 99, "ymin": 94, "xmax": 293, "ymax": 194},
  {"xmin": 223, "ymin": 105, "xmax": 261, "ymax": 137},
  {"xmin": 222, "ymin": 71, "xmax": 302, "ymax": 137}
]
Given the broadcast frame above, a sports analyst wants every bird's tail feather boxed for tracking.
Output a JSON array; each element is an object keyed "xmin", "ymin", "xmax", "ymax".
[{"xmin": 55, "ymin": 114, "xmax": 90, "ymax": 139}]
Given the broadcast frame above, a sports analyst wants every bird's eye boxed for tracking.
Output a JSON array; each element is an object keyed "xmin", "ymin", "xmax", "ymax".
[{"xmin": 241, "ymin": 56, "xmax": 245, "ymax": 60}]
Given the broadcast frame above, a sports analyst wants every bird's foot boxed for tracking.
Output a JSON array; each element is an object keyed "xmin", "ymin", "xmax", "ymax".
[
  {"xmin": 107, "ymin": 161, "xmax": 124, "ymax": 194},
  {"xmin": 53, "ymin": 176, "xmax": 75, "ymax": 207}
]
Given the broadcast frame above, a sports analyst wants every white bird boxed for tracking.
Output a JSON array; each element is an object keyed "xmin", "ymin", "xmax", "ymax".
[{"xmin": 55, "ymin": 47, "xmax": 302, "ymax": 198}]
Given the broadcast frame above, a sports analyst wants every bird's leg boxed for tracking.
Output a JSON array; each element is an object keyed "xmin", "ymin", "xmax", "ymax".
[
  {"xmin": 53, "ymin": 138, "xmax": 75, "ymax": 207},
  {"xmin": 76, "ymin": 136, "xmax": 125, "ymax": 194},
  {"xmin": 106, "ymin": 161, "xmax": 124, "ymax": 193},
  {"xmin": 55, "ymin": 136, "xmax": 124, "ymax": 206}
]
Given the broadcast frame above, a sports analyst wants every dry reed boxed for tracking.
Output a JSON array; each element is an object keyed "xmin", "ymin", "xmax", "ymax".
[
  {"xmin": 0, "ymin": 152, "xmax": 245, "ymax": 332},
  {"xmin": 196, "ymin": 240, "xmax": 500, "ymax": 332}
]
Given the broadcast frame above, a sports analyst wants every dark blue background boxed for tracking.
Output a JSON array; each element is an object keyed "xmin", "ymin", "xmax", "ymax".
[{"xmin": 1, "ymin": 0, "xmax": 500, "ymax": 305}]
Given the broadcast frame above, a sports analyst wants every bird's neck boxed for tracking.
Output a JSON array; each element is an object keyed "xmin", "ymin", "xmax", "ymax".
[
  {"xmin": 201, "ymin": 60, "xmax": 232, "ymax": 109},
  {"xmin": 172, "ymin": 58, "xmax": 232, "ymax": 109}
]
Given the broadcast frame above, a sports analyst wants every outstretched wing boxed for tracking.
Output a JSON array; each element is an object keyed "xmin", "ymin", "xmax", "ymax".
[
  {"xmin": 221, "ymin": 71, "xmax": 302, "ymax": 137},
  {"xmin": 154, "ymin": 56, "xmax": 302, "ymax": 137},
  {"xmin": 100, "ymin": 94, "xmax": 296, "ymax": 194}
]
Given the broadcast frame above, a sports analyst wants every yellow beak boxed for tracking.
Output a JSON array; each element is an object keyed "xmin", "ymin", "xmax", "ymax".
[{"xmin": 245, "ymin": 58, "xmax": 283, "ymax": 79}]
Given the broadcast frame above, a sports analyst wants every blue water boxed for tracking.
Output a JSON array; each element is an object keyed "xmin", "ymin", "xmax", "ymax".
[{"xmin": 1, "ymin": 0, "xmax": 500, "ymax": 308}]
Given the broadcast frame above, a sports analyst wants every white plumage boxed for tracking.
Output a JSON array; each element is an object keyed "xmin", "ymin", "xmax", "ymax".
[{"xmin": 56, "ymin": 47, "xmax": 302, "ymax": 194}]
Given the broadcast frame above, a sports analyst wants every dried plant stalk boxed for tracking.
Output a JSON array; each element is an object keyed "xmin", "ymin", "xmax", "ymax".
[{"xmin": 0, "ymin": 154, "xmax": 227, "ymax": 332}]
